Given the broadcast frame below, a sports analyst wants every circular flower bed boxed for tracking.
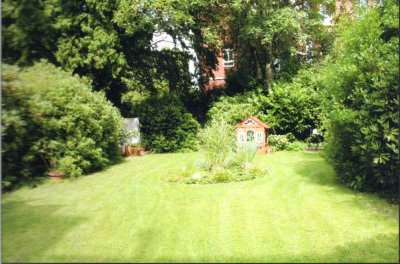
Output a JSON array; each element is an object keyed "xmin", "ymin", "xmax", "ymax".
[{"xmin": 168, "ymin": 162, "xmax": 267, "ymax": 184}]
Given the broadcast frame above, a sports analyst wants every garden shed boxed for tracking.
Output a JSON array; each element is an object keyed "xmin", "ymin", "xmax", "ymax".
[
  {"xmin": 236, "ymin": 116, "xmax": 271, "ymax": 154},
  {"xmin": 124, "ymin": 118, "xmax": 140, "ymax": 145}
]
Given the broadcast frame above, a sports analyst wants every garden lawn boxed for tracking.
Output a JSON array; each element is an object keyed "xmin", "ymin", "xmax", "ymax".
[{"xmin": 2, "ymin": 152, "xmax": 399, "ymax": 263}]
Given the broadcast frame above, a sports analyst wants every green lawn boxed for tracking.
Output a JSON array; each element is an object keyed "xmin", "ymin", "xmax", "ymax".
[{"xmin": 2, "ymin": 152, "xmax": 399, "ymax": 263}]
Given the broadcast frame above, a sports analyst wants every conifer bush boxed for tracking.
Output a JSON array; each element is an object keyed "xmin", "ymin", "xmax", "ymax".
[{"xmin": 128, "ymin": 94, "xmax": 200, "ymax": 153}]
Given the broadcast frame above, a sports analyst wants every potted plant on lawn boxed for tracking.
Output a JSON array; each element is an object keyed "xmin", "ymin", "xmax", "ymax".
[
  {"xmin": 124, "ymin": 144, "xmax": 138, "ymax": 156},
  {"xmin": 46, "ymin": 157, "xmax": 65, "ymax": 181},
  {"xmin": 120, "ymin": 129, "xmax": 140, "ymax": 157},
  {"xmin": 131, "ymin": 144, "xmax": 141, "ymax": 156},
  {"xmin": 124, "ymin": 144, "xmax": 132, "ymax": 156},
  {"xmin": 35, "ymin": 140, "xmax": 65, "ymax": 181}
]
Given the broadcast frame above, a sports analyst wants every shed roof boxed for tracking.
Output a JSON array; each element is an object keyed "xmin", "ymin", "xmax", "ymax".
[{"xmin": 236, "ymin": 116, "xmax": 271, "ymax": 129}]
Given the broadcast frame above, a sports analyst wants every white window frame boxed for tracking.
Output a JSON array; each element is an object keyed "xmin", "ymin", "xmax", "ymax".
[
  {"xmin": 239, "ymin": 132, "xmax": 245, "ymax": 143},
  {"xmin": 223, "ymin": 48, "xmax": 234, "ymax": 68},
  {"xmin": 256, "ymin": 132, "xmax": 263, "ymax": 143}
]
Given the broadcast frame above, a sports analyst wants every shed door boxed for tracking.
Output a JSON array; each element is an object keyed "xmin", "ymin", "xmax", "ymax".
[{"xmin": 247, "ymin": 130, "xmax": 255, "ymax": 142}]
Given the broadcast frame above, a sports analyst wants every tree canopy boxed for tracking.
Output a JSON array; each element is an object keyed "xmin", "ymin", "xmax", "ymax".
[{"xmin": 2, "ymin": 0, "xmax": 336, "ymax": 104}]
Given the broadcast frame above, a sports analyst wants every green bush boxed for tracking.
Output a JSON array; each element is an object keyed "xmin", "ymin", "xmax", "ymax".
[
  {"xmin": 207, "ymin": 82, "xmax": 320, "ymax": 141},
  {"xmin": 2, "ymin": 62, "xmax": 125, "ymax": 189},
  {"xmin": 320, "ymin": 1, "xmax": 399, "ymax": 197},
  {"xmin": 211, "ymin": 168, "xmax": 232, "ymax": 183},
  {"xmin": 268, "ymin": 135, "xmax": 290, "ymax": 151},
  {"xmin": 286, "ymin": 141, "xmax": 306, "ymax": 151},
  {"xmin": 258, "ymin": 77, "xmax": 321, "ymax": 140},
  {"xmin": 305, "ymin": 134, "xmax": 324, "ymax": 150},
  {"xmin": 207, "ymin": 93, "xmax": 259, "ymax": 125},
  {"xmin": 269, "ymin": 134, "xmax": 305, "ymax": 151},
  {"xmin": 129, "ymin": 94, "xmax": 200, "ymax": 153}
]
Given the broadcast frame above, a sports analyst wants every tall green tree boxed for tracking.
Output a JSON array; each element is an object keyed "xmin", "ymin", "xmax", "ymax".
[
  {"xmin": 224, "ymin": 0, "xmax": 334, "ymax": 91},
  {"xmin": 2, "ymin": 0, "xmax": 58, "ymax": 64},
  {"xmin": 2, "ymin": 0, "xmax": 217, "ymax": 106}
]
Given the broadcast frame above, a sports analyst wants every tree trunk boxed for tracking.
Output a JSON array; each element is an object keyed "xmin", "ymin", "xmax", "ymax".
[
  {"xmin": 265, "ymin": 62, "xmax": 274, "ymax": 89},
  {"xmin": 252, "ymin": 47, "xmax": 263, "ymax": 86},
  {"xmin": 265, "ymin": 45, "xmax": 274, "ymax": 92}
]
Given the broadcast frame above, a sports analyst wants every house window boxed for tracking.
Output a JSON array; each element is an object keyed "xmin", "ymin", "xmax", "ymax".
[
  {"xmin": 244, "ymin": 119, "xmax": 256, "ymax": 125},
  {"xmin": 247, "ymin": 130, "xmax": 254, "ymax": 142},
  {"xmin": 273, "ymin": 58, "xmax": 281, "ymax": 73},
  {"xmin": 239, "ymin": 133, "xmax": 245, "ymax": 143},
  {"xmin": 223, "ymin": 48, "xmax": 234, "ymax": 67},
  {"xmin": 306, "ymin": 41, "xmax": 313, "ymax": 59},
  {"xmin": 256, "ymin": 132, "xmax": 263, "ymax": 142}
]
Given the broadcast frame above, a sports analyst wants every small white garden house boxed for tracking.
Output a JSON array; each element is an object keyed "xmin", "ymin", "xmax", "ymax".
[{"xmin": 124, "ymin": 118, "xmax": 141, "ymax": 145}]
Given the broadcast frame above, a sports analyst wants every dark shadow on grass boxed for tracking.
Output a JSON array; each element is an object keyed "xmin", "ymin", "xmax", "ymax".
[
  {"xmin": 5, "ymin": 157, "xmax": 131, "ymax": 194},
  {"xmin": 2, "ymin": 199, "xmax": 85, "ymax": 263},
  {"xmin": 294, "ymin": 156, "xmax": 399, "ymax": 204},
  {"xmin": 294, "ymin": 157, "xmax": 398, "ymax": 219},
  {"xmin": 2, "ymin": 176, "xmax": 49, "ymax": 194},
  {"xmin": 320, "ymin": 232, "xmax": 399, "ymax": 263},
  {"xmin": 294, "ymin": 158, "xmax": 354, "ymax": 192},
  {"xmin": 256, "ymin": 232, "xmax": 399, "ymax": 263},
  {"xmin": 293, "ymin": 152, "xmax": 398, "ymax": 203}
]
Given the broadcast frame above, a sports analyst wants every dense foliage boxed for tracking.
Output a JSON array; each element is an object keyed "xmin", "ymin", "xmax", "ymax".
[
  {"xmin": 268, "ymin": 134, "xmax": 306, "ymax": 152},
  {"xmin": 1, "ymin": 0, "xmax": 229, "ymax": 106},
  {"xmin": 207, "ymin": 93, "xmax": 259, "ymax": 125},
  {"xmin": 208, "ymin": 80, "xmax": 321, "ymax": 140},
  {"xmin": 2, "ymin": 62, "xmax": 125, "ymax": 189},
  {"xmin": 2, "ymin": 0, "xmax": 336, "ymax": 106},
  {"xmin": 268, "ymin": 135, "xmax": 291, "ymax": 151},
  {"xmin": 320, "ymin": 1, "xmax": 399, "ymax": 197},
  {"xmin": 127, "ymin": 94, "xmax": 200, "ymax": 153},
  {"xmin": 258, "ymin": 71, "xmax": 321, "ymax": 139}
]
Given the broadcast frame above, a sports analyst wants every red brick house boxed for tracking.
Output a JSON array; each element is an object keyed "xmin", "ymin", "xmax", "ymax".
[
  {"xmin": 236, "ymin": 116, "xmax": 271, "ymax": 154},
  {"xmin": 202, "ymin": 0, "xmax": 358, "ymax": 92},
  {"xmin": 204, "ymin": 48, "xmax": 236, "ymax": 92}
]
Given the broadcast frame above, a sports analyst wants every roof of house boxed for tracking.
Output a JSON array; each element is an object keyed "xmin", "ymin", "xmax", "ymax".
[{"xmin": 236, "ymin": 116, "xmax": 271, "ymax": 129}]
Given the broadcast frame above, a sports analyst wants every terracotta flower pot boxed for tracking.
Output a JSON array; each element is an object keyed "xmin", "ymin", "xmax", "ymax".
[
  {"xmin": 48, "ymin": 171, "xmax": 65, "ymax": 181},
  {"xmin": 133, "ymin": 148, "xmax": 141, "ymax": 156},
  {"xmin": 140, "ymin": 147, "xmax": 145, "ymax": 155},
  {"xmin": 125, "ymin": 145, "xmax": 137, "ymax": 156},
  {"xmin": 124, "ymin": 145, "xmax": 131, "ymax": 156}
]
